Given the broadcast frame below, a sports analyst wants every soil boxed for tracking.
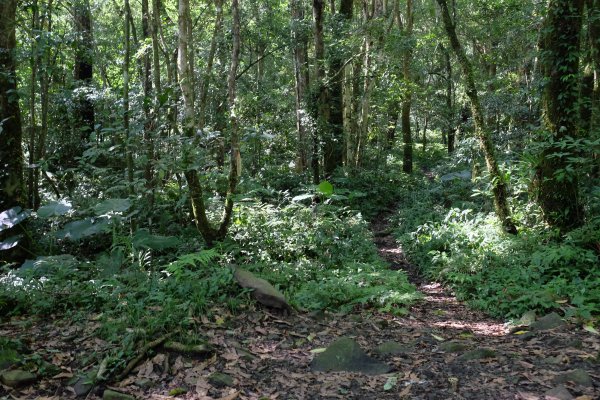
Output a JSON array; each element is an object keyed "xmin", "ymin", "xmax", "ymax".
[{"xmin": 1, "ymin": 211, "xmax": 599, "ymax": 399}]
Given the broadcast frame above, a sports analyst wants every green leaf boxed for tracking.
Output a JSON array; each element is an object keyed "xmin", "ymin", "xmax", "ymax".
[
  {"xmin": 132, "ymin": 229, "xmax": 181, "ymax": 250},
  {"xmin": 93, "ymin": 199, "xmax": 131, "ymax": 215},
  {"xmin": 317, "ymin": 180, "xmax": 334, "ymax": 197},
  {"xmin": 56, "ymin": 218, "xmax": 110, "ymax": 240},
  {"xmin": 37, "ymin": 201, "xmax": 72, "ymax": 218},
  {"xmin": 383, "ymin": 375, "xmax": 398, "ymax": 391},
  {"xmin": 291, "ymin": 193, "xmax": 313, "ymax": 202},
  {"xmin": 0, "ymin": 207, "xmax": 30, "ymax": 232}
]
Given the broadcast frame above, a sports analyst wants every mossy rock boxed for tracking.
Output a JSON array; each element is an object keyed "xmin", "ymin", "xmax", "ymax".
[
  {"xmin": 553, "ymin": 369, "xmax": 593, "ymax": 387},
  {"xmin": 233, "ymin": 267, "xmax": 291, "ymax": 311},
  {"xmin": 374, "ymin": 341, "xmax": 411, "ymax": 356},
  {"xmin": 103, "ymin": 389, "xmax": 135, "ymax": 400},
  {"xmin": 531, "ymin": 312, "xmax": 565, "ymax": 331},
  {"xmin": 439, "ymin": 341, "xmax": 468, "ymax": 353},
  {"xmin": 311, "ymin": 337, "xmax": 391, "ymax": 375},
  {"xmin": 208, "ymin": 372, "xmax": 234, "ymax": 388},
  {"xmin": 0, "ymin": 369, "xmax": 37, "ymax": 387}
]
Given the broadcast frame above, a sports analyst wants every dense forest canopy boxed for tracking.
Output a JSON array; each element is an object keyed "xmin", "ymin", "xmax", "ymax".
[{"xmin": 0, "ymin": 0, "xmax": 599, "ymax": 397}]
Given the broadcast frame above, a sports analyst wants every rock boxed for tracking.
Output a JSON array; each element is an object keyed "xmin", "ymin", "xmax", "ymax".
[
  {"xmin": 544, "ymin": 386, "xmax": 574, "ymax": 400},
  {"xmin": 103, "ymin": 389, "xmax": 135, "ymax": 400},
  {"xmin": 552, "ymin": 369, "xmax": 593, "ymax": 387},
  {"xmin": 134, "ymin": 379, "xmax": 154, "ymax": 389},
  {"xmin": 531, "ymin": 313, "xmax": 565, "ymax": 331},
  {"xmin": 311, "ymin": 337, "xmax": 392, "ymax": 375},
  {"xmin": 456, "ymin": 348, "xmax": 496, "ymax": 361},
  {"xmin": 233, "ymin": 267, "xmax": 291, "ymax": 312},
  {"xmin": 0, "ymin": 369, "xmax": 37, "ymax": 387},
  {"xmin": 72, "ymin": 375, "xmax": 94, "ymax": 397},
  {"xmin": 374, "ymin": 341, "xmax": 411, "ymax": 356},
  {"xmin": 439, "ymin": 341, "xmax": 468, "ymax": 353},
  {"xmin": 208, "ymin": 372, "xmax": 234, "ymax": 388}
]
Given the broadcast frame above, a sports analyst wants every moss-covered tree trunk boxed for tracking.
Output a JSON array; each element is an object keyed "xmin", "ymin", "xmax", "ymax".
[
  {"xmin": 401, "ymin": 0, "xmax": 414, "ymax": 174},
  {"xmin": 0, "ymin": 0, "xmax": 28, "ymax": 261},
  {"xmin": 312, "ymin": 0, "xmax": 327, "ymax": 182},
  {"xmin": 437, "ymin": 0, "xmax": 517, "ymax": 234},
  {"xmin": 178, "ymin": 0, "xmax": 240, "ymax": 245},
  {"xmin": 536, "ymin": 0, "xmax": 585, "ymax": 231},
  {"xmin": 323, "ymin": 0, "xmax": 352, "ymax": 177}
]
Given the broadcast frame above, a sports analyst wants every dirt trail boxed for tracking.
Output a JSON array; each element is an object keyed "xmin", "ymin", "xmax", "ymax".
[{"xmin": 1, "ymin": 212, "xmax": 599, "ymax": 399}]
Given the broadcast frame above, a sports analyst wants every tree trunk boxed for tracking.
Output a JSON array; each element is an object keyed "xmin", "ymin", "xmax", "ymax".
[
  {"xmin": 324, "ymin": 0, "xmax": 353, "ymax": 177},
  {"xmin": 291, "ymin": 0, "xmax": 309, "ymax": 172},
  {"xmin": 124, "ymin": 0, "xmax": 134, "ymax": 192},
  {"xmin": 535, "ymin": 0, "xmax": 585, "ymax": 231},
  {"xmin": 312, "ymin": 0, "xmax": 326, "ymax": 182},
  {"xmin": 73, "ymin": 0, "xmax": 94, "ymax": 144},
  {"xmin": 0, "ymin": 0, "xmax": 28, "ymax": 260},
  {"xmin": 437, "ymin": 0, "xmax": 517, "ymax": 234},
  {"xmin": 441, "ymin": 44, "xmax": 455, "ymax": 153},
  {"xmin": 198, "ymin": 0, "xmax": 224, "ymax": 131},
  {"xmin": 401, "ymin": 0, "xmax": 414, "ymax": 174},
  {"xmin": 142, "ymin": 0, "xmax": 155, "ymax": 192}
]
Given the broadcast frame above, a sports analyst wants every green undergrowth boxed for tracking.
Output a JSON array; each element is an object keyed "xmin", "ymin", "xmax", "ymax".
[{"xmin": 394, "ymin": 159, "xmax": 600, "ymax": 320}]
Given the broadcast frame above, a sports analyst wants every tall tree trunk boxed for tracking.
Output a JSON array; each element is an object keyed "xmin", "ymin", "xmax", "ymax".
[
  {"xmin": 536, "ymin": 0, "xmax": 585, "ymax": 231},
  {"xmin": 437, "ymin": 0, "xmax": 517, "ymax": 234},
  {"xmin": 73, "ymin": 0, "xmax": 94, "ymax": 145},
  {"xmin": 324, "ymin": 0, "xmax": 353, "ymax": 177},
  {"xmin": 178, "ymin": 0, "xmax": 240, "ymax": 244},
  {"xmin": 142, "ymin": 0, "xmax": 155, "ymax": 192},
  {"xmin": 312, "ymin": 0, "xmax": 326, "ymax": 182},
  {"xmin": 198, "ymin": 0, "xmax": 224, "ymax": 131},
  {"xmin": 441, "ymin": 44, "xmax": 455, "ymax": 153},
  {"xmin": 291, "ymin": 0, "xmax": 309, "ymax": 172},
  {"xmin": 124, "ymin": 0, "xmax": 134, "ymax": 192},
  {"xmin": 0, "ymin": 0, "xmax": 28, "ymax": 260},
  {"xmin": 401, "ymin": 0, "xmax": 414, "ymax": 174},
  {"xmin": 28, "ymin": 0, "xmax": 40, "ymax": 209}
]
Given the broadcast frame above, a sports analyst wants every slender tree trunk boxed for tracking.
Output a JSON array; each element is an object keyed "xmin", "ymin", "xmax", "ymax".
[
  {"xmin": 291, "ymin": 0, "xmax": 309, "ymax": 172},
  {"xmin": 441, "ymin": 44, "xmax": 455, "ymax": 153},
  {"xmin": 141, "ymin": 0, "xmax": 155, "ymax": 192},
  {"xmin": 535, "ymin": 0, "xmax": 585, "ymax": 231},
  {"xmin": 312, "ymin": 0, "xmax": 326, "ymax": 182},
  {"xmin": 401, "ymin": 0, "xmax": 414, "ymax": 174},
  {"xmin": 28, "ymin": 0, "xmax": 40, "ymax": 209},
  {"xmin": 324, "ymin": 0, "xmax": 353, "ymax": 177},
  {"xmin": 198, "ymin": 0, "xmax": 224, "ymax": 131},
  {"xmin": 124, "ymin": 0, "xmax": 134, "ymax": 192},
  {"xmin": 73, "ymin": 0, "xmax": 94, "ymax": 144},
  {"xmin": 437, "ymin": 0, "xmax": 517, "ymax": 234}
]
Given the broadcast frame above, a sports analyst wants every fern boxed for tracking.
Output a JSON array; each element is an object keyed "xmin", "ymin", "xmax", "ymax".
[{"xmin": 166, "ymin": 248, "xmax": 219, "ymax": 278}]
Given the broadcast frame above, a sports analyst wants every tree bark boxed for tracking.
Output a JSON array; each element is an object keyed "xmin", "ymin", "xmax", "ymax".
[
  {"xmin": 73, "ymin": 0, "xmax": 94, "ymax": 144},
  {"xmin": 0, "ymin": 0, "xmax": 28, "ymax": 260},
  {"xmin": 324, "ymin": 0, "xmax": 353, "ymax": 177},
  {"xmin": 535, "ymin": 0, "xmax": 585, "ymax": 231},
  {"xmin": 291, "ymin": 0, "xmax": 309, "ymax": 172},
  {"xmin": 124, "ymin": 0, "xmax": 134, "ymax": 192},
  {"xmin": 401, "ymin": 0, "xmax": 414, "ymax": 174},
  {"xmin": 437, "ymin": 0, "xmax": 517, "ymax": 234},
  {"xmin": 312, "ymin": 0, "xmax": 326, "ymax": 182}
]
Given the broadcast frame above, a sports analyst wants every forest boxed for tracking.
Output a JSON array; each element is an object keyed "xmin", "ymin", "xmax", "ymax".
[{"xmin": 0, "ymin": 0, "xmax": 599, "ymax": 398}]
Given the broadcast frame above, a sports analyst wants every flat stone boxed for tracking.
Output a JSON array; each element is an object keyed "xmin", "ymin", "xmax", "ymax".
[
  {"xmin": 531, "ymin": 312, "xmax": 565, "ymax": 331},
  {"xmin": 72, "ymin": 375, "xmax": 94, "ymax": 397},
  {"xmin": 456, "ymin": 348, "xmax": 496, "ymax": 361},
  {"xmin": 233, "ymin": 267, "xmax": 291, "ymax": 311},
  {"xmin": 311, "ymin": 337, "xmax": 392, "ymax": 375},
  {"xmin": 553, "ymin": 369, "xmax": 593, "ymax": 387},
  {"xmin": 0, "ymin": 369, "xmax": 37, "ymax": 387},
  {"xmin": 439, "ymin": 341, "xmax": 468, "ymax": 353},
  {"xmin": 103, "ymin": 389, "xmax": 135, "ymax": 400},
  {"xmin": 374, "ymin": 341, "xmax": 411, "ymax": 356},
  {"xmin": 208, "ymin": 372, "xmax": 234, "ymax": 388},
  {"xmin": 544, "ymin": 385, "xmax": 574, "ymax": 400}
]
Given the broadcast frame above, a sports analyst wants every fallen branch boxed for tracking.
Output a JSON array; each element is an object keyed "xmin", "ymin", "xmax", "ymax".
[{"xmin": 116, "ymin": 330, "xmax": 179, "ymax": 381}]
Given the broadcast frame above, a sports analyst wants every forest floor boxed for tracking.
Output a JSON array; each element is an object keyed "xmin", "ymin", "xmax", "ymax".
[{"xmin": 1, "ymin": 210, "xmax": 599, "ymax": 400}]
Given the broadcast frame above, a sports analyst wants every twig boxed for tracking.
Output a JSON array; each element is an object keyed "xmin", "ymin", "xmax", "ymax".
[{"xmin": 115, "ymin": 330, "xmax": 179, "ymax": 381}]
